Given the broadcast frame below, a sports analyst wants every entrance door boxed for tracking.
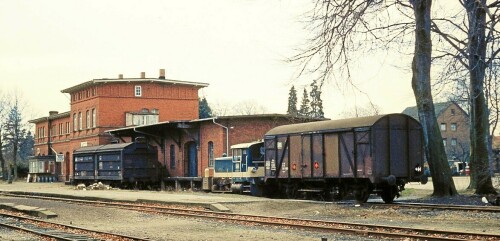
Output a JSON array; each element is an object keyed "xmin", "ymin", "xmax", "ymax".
[
  {"xmin": 188, "ymin": 142, "xmax": 198, "ymax": 177},
  {"xmin": 301, "ymin": 135, "xmax": 312, "ymax": 178}
]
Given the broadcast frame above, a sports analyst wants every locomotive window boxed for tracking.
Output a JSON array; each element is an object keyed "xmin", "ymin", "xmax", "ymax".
[{"xmin": 233, "ymin": 149, "xmax": 242, "ymax": 162}]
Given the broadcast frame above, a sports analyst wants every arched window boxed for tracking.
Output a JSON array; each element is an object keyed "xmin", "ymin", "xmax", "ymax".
[
  {"xmin": 208, "ymin": 141, "xmax": 214, "ymax": 167},
  {"xmin": 92, "ymin": 108, "xmax": 96, "ymax": 128},
  {"xmin": 78, "ymin": 112, "xmax": 82, "ymax": 130},
  {"xmin": 170, "ymin": 144, "xmax": 176, "ymax": 169},
  {"xmin": 73, "ymin": 114, "xmax": 77, "ymax": 131},
  {"xmin": 86, "ymin": 110, "xmax": 90, "ymax": 129}
]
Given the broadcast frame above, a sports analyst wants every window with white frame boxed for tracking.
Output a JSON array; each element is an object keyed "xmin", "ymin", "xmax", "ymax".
[
  {"xmin": 135, "ymin": 86, "xmax": 142, "ymax": 97},
  {"xmin": 92, "ymin": 108, "xmax": 96, "ymax": 128},
  {"xmin": 86, "ymin": 110, "xmax": 90, "ymax": 129},
  {"xmin": 208, "ymin": 141, "xmax": 214, "ymax": 167},
  {"xmin": 451, "ymin": 123, "xmax": 457, "ymax": 131},
  {"xmin": 440, "ymin": 123, "xmax": 446, "ymax": 131},
  {"xmin": 78, "ymin": 112, "xmax": 82, "ymax": 130},
  {"xmin": 443, "ymin": 138, "xmax": 447, "ymax": 146},
  {"xmin": 73, "ymin": 114, "xmax": 77, "ymax": 131}
]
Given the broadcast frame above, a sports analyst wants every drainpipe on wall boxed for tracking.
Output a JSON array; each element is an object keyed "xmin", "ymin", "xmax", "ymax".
[{"xmin": 212, "ymin": 118, "xmax": 229, "ymax": 155}]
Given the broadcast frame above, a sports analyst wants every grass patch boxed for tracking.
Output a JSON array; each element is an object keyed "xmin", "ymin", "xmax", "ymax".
[{"xmin": 401, "ymin": 188, "xmax": 432, "ymax": 198}]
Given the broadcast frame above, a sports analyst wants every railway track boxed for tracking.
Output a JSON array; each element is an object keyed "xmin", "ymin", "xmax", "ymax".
[
  {"xmin": 0, "ymin": 210, "xmax": 150, "ymax": 241},
  {"xmin": 2, "ymin": 192, "xmax": 499, "ymax": 241},
  {"xmin": 358, "ymin": 201, "xmax": 500, "ymax": 213}
]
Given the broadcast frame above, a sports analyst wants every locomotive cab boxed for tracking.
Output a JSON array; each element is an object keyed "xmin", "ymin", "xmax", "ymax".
[{"xmin": 202, "ymin": 141, "xmax": 265, "ymax": 194}]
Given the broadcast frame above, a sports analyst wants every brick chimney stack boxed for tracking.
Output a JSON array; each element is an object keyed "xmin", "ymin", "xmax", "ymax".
[
  {"xmin": 118, "ymin": 74, "xmax": 123, "ymax": 79},
  {"xmin": 49, "ymin": 111, "xmax": 59, "ymax": 116},
  {"xmin": 159, "ymin": 69, "xmax": 165, "ymax": 79},
  {"xmin": 140, "ymin": 72, "xmax": 146, "ymax": 78}
]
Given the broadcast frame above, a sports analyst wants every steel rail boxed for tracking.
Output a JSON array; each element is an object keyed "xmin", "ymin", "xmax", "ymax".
[
  {"xmin": 0, "ymin": 211, "xmax": 150, "ymax": 241},
  {"xmin": 382, "ymin": 202, "xmax": 500, "ymax": 213},
  {"xmin": 2, "ymin": 192, "xmax": 499, "ymax": 240}
]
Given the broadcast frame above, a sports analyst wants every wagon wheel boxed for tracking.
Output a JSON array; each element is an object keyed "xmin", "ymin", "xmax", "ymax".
[
  {"xmin": 354, "ymin": 188, "xmax": 371, "ymax": 203},
  {"xmin": 327, "ymin": 186, "xmax": 346, "ymax": 201},
  {"xmin": 381, "ymin": 186, "xmax": 398, "ymax": 204}
]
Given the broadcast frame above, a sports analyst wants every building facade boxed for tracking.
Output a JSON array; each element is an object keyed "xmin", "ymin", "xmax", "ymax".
[
  {"xmin": 29, "ymin": 70, "xmax": 208, "ymax": 181},
  {"xmin": 106, "ymin": 114, "xmax": 316, "ymax": 180},
  {"xmin": 403, "ymin": 102, "xmax": 470, "ymax": 174}
]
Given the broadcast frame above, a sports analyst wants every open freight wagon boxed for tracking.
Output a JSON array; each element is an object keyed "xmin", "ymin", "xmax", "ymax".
[
  {"xmin": 262, "ymin": 113, "xmax": 426, "ymax": 203},
  {"xmin": 73, "ymin": 142, "xmax": 159, "ymax": 187}
]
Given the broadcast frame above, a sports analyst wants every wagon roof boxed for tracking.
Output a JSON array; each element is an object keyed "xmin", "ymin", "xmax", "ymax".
[
  {"xmin": 73, "ymin": 142, "xmax": 133, "ymax": 154},
  {"xmin": 265, "ymin": 114, "xmax": 412, "ymax": 136},
  {"xmin": 231, "ymin": 141, "xmax": 263, "ymax": 149}
]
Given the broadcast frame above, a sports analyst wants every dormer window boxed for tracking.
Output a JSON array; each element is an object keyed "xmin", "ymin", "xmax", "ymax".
[{"xmin": 135, "ymin": 86, "xmax": 142, "ymax": 97}]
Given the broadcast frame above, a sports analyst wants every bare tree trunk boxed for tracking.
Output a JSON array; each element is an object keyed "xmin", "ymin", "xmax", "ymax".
[
  {"xmin": 0, "ymin": 128, "xmax": 6, "ymax": 180},
  {"xmin": 465, "ymin": 0, "xmax": 497, "ymax": 195},
  {"xmin": 411, "ymin": 0, "xmax": 457, "ymax": 196},
  {"xmin": 12, "ymin": 144, "xmax": 18, "ymax": 180}
]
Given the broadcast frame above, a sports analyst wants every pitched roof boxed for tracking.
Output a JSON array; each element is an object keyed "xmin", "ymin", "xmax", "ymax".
[
  {"xmin": 401, "ymin": 102, "xmax": 467, "ymax": 120},
  {"xmin": 265, "ymin": 113, "xmax": 417, "ymax": 136},
  {"xmin": 61, "ymin": 78, "xmax": 209, "ymax": 93},
  {"xmin": 29, "ymin": 111, "xmax": 71, "ymax": 124}
]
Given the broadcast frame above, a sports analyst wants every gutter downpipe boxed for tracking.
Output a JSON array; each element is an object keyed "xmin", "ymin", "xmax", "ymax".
[{"xmin": 212, "ymin": 118, "xmax": 229, "ymax": 155}]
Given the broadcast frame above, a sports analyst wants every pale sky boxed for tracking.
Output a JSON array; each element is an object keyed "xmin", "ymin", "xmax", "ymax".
[{"xmin": 0, "ymin": 0, "xmax": 418, "ymax": 122}]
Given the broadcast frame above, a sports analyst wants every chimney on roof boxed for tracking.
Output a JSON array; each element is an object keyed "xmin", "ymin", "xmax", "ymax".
[
  {"xmin": 140, "ymin": 72, "xmax": 146, "ymax": 78},
  {"xmin": 118, "ymin": 74, "xmax": 123, "ymax": 79},
  {"xmin": 159, "ymin": 69, "xmax": 165, "ymax": 79},
  {"xmin": 49, "ymin": 111, "xmax": 59, "ymax": 116}
]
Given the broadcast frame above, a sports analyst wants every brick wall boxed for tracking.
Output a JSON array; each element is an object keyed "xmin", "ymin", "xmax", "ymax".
[
  {"xmin": 32, "ymin": 79, "xmax": 203, "ymax": 181},
  {"xmin": 437, "ymin": 103, "xmax": 470, "ymax": 161}
]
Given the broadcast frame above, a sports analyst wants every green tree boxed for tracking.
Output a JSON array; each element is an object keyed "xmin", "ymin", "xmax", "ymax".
[
  {"xmin": 198, "ymin": 97, "xmax": 213, "ymax": 119},
  {"xmin": 287, "ymin": 86, "xmax": 298, "ymax": 116},
  {"xmin": 19, "ymin": 131, "xmax": 34, "ymax": 161},
  {"xmin": 3, "ymin": 98, "xmax": 27, "ymax": 180},
  {"xmin": 298, "ymin": 89, "xmax": 310, "ymax": 117},
  {"xmin": 309, "ymin": 80, "xmax": 324, "ymax": 118}
]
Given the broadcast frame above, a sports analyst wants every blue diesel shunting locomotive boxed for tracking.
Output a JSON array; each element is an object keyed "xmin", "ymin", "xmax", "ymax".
[{"xmin": 203, "ymin": 141, "xmax": 265, "ymax": 195}]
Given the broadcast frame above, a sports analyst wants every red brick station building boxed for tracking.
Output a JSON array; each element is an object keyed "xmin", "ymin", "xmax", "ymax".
[{"xmin": 29, "ymin": 69, "xmax": 311, "ymax": 184}]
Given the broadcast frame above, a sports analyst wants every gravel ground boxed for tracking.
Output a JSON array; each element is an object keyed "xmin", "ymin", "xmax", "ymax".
[
  {"xmin": 0, "ymin": 179, "xmax": 498, "ymax": 241},
  {"xmin": 0, "ymin": 196, "xmax": 381, "ymax": 241}
]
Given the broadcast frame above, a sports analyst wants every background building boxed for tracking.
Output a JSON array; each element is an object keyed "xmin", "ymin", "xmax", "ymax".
[{"xmin": 403, "ymin": 102, "xmax": 470, "ymax": 174}]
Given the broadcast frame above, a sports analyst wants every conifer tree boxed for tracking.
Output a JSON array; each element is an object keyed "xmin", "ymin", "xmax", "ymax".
[
  {"xmin": 298, "ymin": 89, "xmax": 310, "ymax": 117},
  {"xmin": 286, "ymin": 86, "xmax": 298, "ymax": 116},
  {"xmin": 198, "ymin": 97, "xmax": 213, "ymax": 119}
]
